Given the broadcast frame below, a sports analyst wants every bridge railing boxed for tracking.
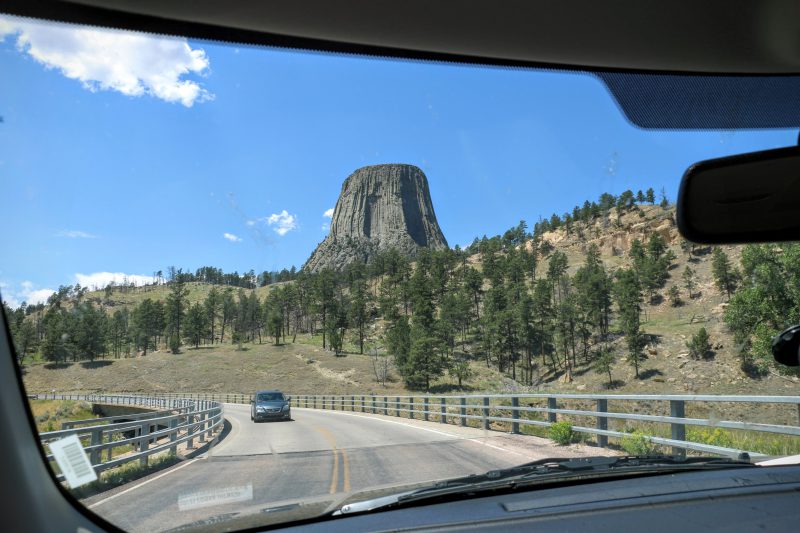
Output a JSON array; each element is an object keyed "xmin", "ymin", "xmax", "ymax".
[
  {"xmin": 292, "ymin": 393, "xmax": 800, "ymax": 460},
  {"xmin": 32, "ymin": 393, "xmax": 223, "ymax": 482},
  {"xmin": 35, "ymin": 391, "xmax": 799, "ymax": 461}
]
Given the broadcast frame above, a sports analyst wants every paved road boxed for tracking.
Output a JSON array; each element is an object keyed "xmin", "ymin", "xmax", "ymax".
[{"xmin": 86, "ymin": 404, "xmax": 543, "ymax": 532}]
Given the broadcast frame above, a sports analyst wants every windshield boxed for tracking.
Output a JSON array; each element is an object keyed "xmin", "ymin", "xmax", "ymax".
[
  {"xmin": 1, "ymin": 13, "xmax": 799, "ymax": 533},
  {"xmin": 258, "ymin": 393, "xmax": 284, "ymax": 402}
]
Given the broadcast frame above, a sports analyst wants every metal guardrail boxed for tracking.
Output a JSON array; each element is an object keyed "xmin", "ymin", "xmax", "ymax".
[
  {"xmin": 33, "ymin": 393, "xmax": 224, "ymax": 482},
  {"xmin": 291, "ymin": 393, "xmax": 800, "ymax": 460},
  {"xmin": 32, "ymin": 391, "xmax": 800, "ymax": 462}
]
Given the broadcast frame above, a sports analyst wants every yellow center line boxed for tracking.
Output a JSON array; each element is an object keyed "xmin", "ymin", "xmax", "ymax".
[
  {"xmin": 340, "ymin": 447, "xmax": 350, "ymax": 492},
  {"xmin": 329, "ymin": 447, "xmax": 339, "ymax": 494},
  {"xmin": 315, "ymin": 427, "xmax": 347, "ymax": 494}
]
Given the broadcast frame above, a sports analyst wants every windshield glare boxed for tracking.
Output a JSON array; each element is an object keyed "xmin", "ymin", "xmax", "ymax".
[{"xmin": 1, "ymin": 14, "xmax": 799, "ymax": 533}]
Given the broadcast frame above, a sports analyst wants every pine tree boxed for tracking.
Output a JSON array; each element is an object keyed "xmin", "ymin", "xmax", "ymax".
[
  {"xmin": 220, "ymin": 288, "xmax": 235, "ymax": 343},
  {"xmin": 347, "ymin": 263, "xmax": 370, "ymax": 354},
  {"xmin": 72, "ymin": 302, "xmax": 108, "ymax": 362},
  {"xmin": 659, "ymin": 187, "xmax": 669, "ymax": 208},
  {"xmin": 204, "ymin": 287, "xmax": 220, "ymax": 344},
  {"xmin": 614, "ymin": 268, "xmax": 644, "ymax": 378},
  {"xmin": 131, "ymin": 298, "xmax": 163, "ymax": 355},
  {"xmin": 266, "ymin": 297, "xmax": 283, "ymax": 346},
  {"xmin": 711, "ymin": 247, "xmax": 739, "ymax": 300},
  {"xmin": 185, "ymin": 302, "xmax": 209, "ymax": 348},
  {"xmin": 683, "ymin": 266, "xmax": 696, "ymax": 299},
  {"xmin": 594, "ymin": 347, "xmax": 615, "ymax": 387},
  {"xmin": 165, "ymin": 281, "xmax": 188, "ymax": 353}
]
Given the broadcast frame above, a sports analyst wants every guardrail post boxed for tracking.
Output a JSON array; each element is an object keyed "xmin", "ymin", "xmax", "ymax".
[
  {"xmin": 424, "ymin": 397, "xmax": 429, "ymax": 421},
  {"xmin": 198, "ymin": 412, "xmax": 206, "ymax": 443},
  {"xmin": 139, "ymin": 422, "xmax": 149, "ymax": 467},
  {"xmin": 371, "ymin": 395, "xmax": 376, "ymax": 414},
  {"xmin": 511, "ymin": 397, "xmax": 520, "ymax": 434},
  {"xmin": 440, "ymin": 397, "xmax": 446, "ymax": 424},
  {"xmin": 547, "ymin": 397, "xmax": 557, "ymax": 423},
  {"xmin": 384, "ymin": 396, "xmax": 388, "ymax": 416},
  {"xmin": 106, "ymin": 433, "xmax": 114, "ymax": 462},
  {"xmin": 483, "ymin": 397, "xmax": 490, "ymax": 430},
  {"xmin": 670, "ymin": 400, "xmax": 686, "ymax": 457},
  {"xmin": 170, "ymin": 418, "xmax": 178, "ymax": 455},
  {"xmin": 395, "ymin": 397, "xmax": 400, "ymax": 417},
  {"xmin": 89, "ymin": 429, "xmax": 101, "ymax": 465},
  {"xmin": 460, "ymin": 397, "xmax": 466, "ymax": 427},
  {"xmin": 187, "ymin": 413, "xmax": 194, "ymax": 449},
  {"xmin": 409, "ymin": 398, "xmax": 414, "ymax": 419},
  {"xmin": 597, "ymin": 399, "xmax": 608, "ymax": 448}
]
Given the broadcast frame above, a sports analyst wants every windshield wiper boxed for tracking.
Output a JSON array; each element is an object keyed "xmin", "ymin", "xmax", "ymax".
[{"xmin": 335, "ymin": 455, "xmax": 755, "ymax": 515}]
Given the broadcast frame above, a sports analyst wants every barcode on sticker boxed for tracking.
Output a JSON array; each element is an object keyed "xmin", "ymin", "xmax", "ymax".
[{"xmin": 49, "ymin": 434, "xmax": 97, "ymax": 488}]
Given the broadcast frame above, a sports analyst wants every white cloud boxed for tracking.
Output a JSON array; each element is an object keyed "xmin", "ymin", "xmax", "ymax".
[
  {"xmin": 74, "ymin": 272, "xmax": 156, "ymax": 290},
  {"xmin": 55, "ymin": 229, "xmax": 97, "ymax": 239},
  {"xmin": 245, "ymin": 220, "xmax": 256, "ymax": 227},
  {"xmin": 321, "ymin": 222, "xmax": 330, "ymax": 231},
  {"xmin": 266, "ymin": 210, "xmax": 297, "ymax": 236},
  {"xmin": 0, "ymin": 15, "xmax": 213, "ymax": 107},
  {"xmin": 1, "ymin": 280, "xmax": 55, "ymax": 308},
  {"xmin": 1, "ymin": 272, "xmax": 158, "ymax": 307},
  {"xmin": 223, "ymin": 232, "xmax": 242, "ymax": 242},
  {"xmin": 323, "ymin": 208, "xmax": 334, "ymax": 218}
]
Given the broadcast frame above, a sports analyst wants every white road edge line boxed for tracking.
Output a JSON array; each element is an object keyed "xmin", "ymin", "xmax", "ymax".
[
  {"xmin": 88, "ymin": 458, "xmax": 199, "ymax": 509},
  {"xmin": 298, "ymin": 408, "xmax": 529, "ymax": 458}
]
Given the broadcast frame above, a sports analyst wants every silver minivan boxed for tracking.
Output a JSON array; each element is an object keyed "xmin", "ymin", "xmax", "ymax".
[{"xmin": 250, "ymin": 390, "xmax": 292, "ymax": 422}]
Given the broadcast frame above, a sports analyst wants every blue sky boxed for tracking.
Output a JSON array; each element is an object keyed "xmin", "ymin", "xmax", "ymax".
[{"xmin": 0, "ymin": 15, "xmax": 796, "ymax": 307}]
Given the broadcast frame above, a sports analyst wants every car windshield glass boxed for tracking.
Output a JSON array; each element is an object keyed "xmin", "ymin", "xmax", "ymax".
[
  {"xmin": 258, "ymin": 393, "xmax": 283, "ymax": 402},
  {"xmin": 1, "ymin": 13, "xmax": 799, "ymax": 533}
]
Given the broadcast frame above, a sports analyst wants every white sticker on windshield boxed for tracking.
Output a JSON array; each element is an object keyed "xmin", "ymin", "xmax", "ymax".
[
  {"xmin": 178, "ymin": 483, "xmax": 254, "ymax": 511},
  {"xmin": 49, "ymin": 434, "xmax": 98, "ymax": 488}
]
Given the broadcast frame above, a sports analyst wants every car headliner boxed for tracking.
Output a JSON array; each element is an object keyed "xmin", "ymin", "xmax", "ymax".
[{"xmin": 3, "ymin": 0, "xmax": 800, "ymax": 74}]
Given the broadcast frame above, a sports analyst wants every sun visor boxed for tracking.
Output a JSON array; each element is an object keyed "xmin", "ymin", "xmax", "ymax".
[{"xmin": 597, "ymin": 73, "xmax": 800, "ymax": 130}]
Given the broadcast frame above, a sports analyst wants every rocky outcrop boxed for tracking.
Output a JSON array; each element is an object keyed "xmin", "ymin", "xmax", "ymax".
[{"xmin": 304, "ymin": 164, "xmax": 448, "ymax": 272}]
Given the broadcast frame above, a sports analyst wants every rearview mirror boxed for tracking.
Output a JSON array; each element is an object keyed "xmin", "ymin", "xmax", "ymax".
[
  {"xmin": 772, "ymin": 325, "xmax": 800, "ymax": 367},
  {"xmin": 677, "ymin": 145, "xmax": 800, "ymax": 243}
]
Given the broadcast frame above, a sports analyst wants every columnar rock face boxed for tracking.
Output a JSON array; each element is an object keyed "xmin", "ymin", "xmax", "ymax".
[{"xmin": 303, "ymin": 164, "xmax": 449, "ymax": 272}]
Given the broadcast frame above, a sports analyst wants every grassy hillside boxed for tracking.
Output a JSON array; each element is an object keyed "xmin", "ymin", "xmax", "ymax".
[
  {"xmin": 525, "ymin": 206, "xmax": 799, "ymax": 391},
  {"xmin": 22, "ymin": 334, "xmax": 512, "ymax": 396},
  {"xmin": 18, "ymin": 203, "xmax": 800, "ymax": 425}
]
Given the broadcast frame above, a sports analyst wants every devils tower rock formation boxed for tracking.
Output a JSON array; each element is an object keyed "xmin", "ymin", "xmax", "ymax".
[{"xmin": 304, "ymin": 164, "xmax": 448, "ymax": 272}]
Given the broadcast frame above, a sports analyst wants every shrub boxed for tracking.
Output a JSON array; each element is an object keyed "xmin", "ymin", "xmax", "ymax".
[
  {"xmin": 687, "ymin": 427, "xmax": 734, "ymax": 449},
  {"xmin": 687, "ymin": 327, "xmax": 712, "ymax": 359},
  {"xmin": 621, "ymin": 430, "xmax": 656, "ymax": 455},
  {"xmin": 549, "ymin": 421, "xmax": 574, "ymax": 445},
  {"xmin": 668, "ymin": 285, "xmax": 682, "ymax": 307}
]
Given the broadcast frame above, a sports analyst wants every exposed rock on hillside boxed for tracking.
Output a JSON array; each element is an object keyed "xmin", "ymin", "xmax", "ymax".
[{"xmin": 304, "ymin": 164, "xmax": 448, "ymax": 272}]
